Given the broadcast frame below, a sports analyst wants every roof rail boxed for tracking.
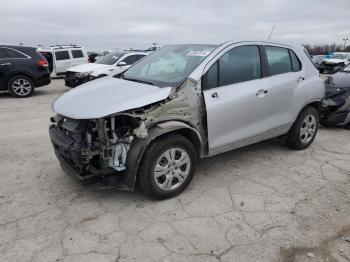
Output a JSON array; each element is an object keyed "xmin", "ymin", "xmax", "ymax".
[{"xmin": 49, "ymin": 44, "xmax": 82, "ymax": 49}]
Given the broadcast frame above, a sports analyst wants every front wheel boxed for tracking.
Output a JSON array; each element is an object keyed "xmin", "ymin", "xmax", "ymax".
[
  {"xmin": 138, "ymin": 134, "xmax": 197, "ymax": 199},
  {"xmin": 286, "ymin": 106, "xmax": 319, "ymax": 150}
]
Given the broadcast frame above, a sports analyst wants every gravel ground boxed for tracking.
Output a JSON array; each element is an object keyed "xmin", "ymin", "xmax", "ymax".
[{"xmin": 0, "ymin": 79, "xmax": 349, "ymax": 262}]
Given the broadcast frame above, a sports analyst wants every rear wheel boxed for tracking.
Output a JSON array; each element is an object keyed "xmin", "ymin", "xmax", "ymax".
[
  {"xmin": 8, "ymin": 75, "xmax": 34, "ymax": 98},
  {"xmin": 286, "ymin": 106, "xmax": 319, "ymax": 150},
  {"xmin": 138, "ymin": 134, "xmax": 197, "ymax": 199}
]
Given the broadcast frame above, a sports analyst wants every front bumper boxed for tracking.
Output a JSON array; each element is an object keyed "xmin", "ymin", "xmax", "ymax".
[
  {"xmin": 64, "ymin": 72, "xmax": 90, "ymax": 88},
  {"xmin": 49, "ymin": 125, "xmax": 130, "ymax": 190}
]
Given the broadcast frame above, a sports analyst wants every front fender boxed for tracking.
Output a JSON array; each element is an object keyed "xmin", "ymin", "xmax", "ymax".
[{"xmin": 125, "ymin": 121, "xmax": 202, "ymax": 190}]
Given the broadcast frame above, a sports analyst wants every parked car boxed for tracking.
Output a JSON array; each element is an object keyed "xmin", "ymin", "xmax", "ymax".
[
  {"xmin": 321, "ymin": 64, "xmax": 350, "ymax": 127},
  {"xmin": 64, "ymin": 51, "xmax": 147, "ymax": 87},
  {"xmin": 319, "ymin": 52, "xmax": 350, "ymax": 74},
  {"xmin": 0, "ymin": 45, "xmax": 50, "ymax": 97},
  {"xmin": 311, "ymin": 55, "xmax": 325, "ymax": 70},
  {"xmin": 38, "ymin": 45, "xmax": 88, "ymax": 78},
  {"xmin": 325, "ymin": 64, "xmax": 350, "ymax": 88},
  {"xmin": 49, "ymin": 40, "xmax": 324, "ymax": 199}
]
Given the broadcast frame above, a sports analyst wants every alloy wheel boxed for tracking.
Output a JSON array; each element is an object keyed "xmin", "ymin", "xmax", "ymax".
[
  {"xmin": 300, "ymin": 114, "xmax": 317, "ymax": 144},
  {"xmin": 11, "ymin": 79, "xmax": 32, "ymax": 96}
]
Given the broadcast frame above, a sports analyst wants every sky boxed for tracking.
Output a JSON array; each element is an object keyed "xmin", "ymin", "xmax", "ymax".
[{"xmin": 1, "ymin": 0, "xmax": 350, "ymax": 50}]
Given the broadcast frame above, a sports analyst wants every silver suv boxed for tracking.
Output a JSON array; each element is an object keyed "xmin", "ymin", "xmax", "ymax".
[{"xmin": 49, "ymin": 40, "xmax": 325, "ymax": 199}]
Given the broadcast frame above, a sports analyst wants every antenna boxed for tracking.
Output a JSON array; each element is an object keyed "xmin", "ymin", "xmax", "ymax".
[{"xmin": 268, "ymin": 25, "xmax": 276, "ymax": 40}]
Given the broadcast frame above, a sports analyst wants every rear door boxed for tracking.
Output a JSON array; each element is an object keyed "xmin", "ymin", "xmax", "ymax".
[
  {"xmin": 54, "ymin": 50, "xmax": 72, "ymax": 75},
  {"xmin": 0, "ymin": 47, "xmax": 29, "ymax": 90},
  {"xmin": 263, "ymin": 45, "xmax": 304, "ymax": 126},
  {"xmin": 0, "ymin": 48, "xmax": 13, "ymax": 89}
]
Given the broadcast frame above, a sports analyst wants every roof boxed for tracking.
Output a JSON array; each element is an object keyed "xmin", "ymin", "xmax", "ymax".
[{"xmin": 38, "ymin": 44, "xmax": 83, "ymax": 51}]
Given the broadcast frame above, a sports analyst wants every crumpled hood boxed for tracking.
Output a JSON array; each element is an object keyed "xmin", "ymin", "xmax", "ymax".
[
  {"xmin": 68, "ymin": 63, "xmax": 110, "ymax": 73},
  {"xmin": 52, "ymin": 78, "xmax": 172, "ymax": 119},
  {"xmin": 323, "ymin": 58, "xmax": 346, "ymax": 65}
]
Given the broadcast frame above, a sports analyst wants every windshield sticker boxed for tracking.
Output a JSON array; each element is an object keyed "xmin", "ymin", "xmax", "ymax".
[{"xmin": 186, "ymin": 51, "xmax": 211, "ymax": 57}]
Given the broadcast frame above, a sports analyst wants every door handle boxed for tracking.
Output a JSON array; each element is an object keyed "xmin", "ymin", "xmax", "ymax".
[
  {"xmin": 211, "ymin": 92, "xmax": 218, "ymax": 99},
  {"xmin": 1, "ymin": 63, "xmax": 11, "ymax": 66},
  {"xmin": 256, "ymin": 89, "xmax": 268, "ymax": 97}
]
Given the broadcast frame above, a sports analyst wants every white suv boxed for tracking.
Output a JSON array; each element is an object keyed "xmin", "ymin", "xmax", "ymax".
[
  {"xmin": 49, "ymin": 40, "xmax": 325, "ymax": 199},
  {"xmin": 38, "ymin": 45, "xmax": 88, "ymax": 77}
]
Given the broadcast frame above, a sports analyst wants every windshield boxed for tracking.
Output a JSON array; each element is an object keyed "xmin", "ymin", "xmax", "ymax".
[
  {"xmin": 332, "ymin": 53, "xmax": 348, "ymax": 59},
  {"xmin": 122, "ymin": 45, "xmax": 217, "ymax": 87},
  {"xmin": 95, "ymin": 52, "xmax": 125, "ymax": 65}
]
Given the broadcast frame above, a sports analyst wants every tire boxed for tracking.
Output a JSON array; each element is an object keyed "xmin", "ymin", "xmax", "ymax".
[
  {"xmin": 286, "ymin": 106, "xmax": 319, "ymax": 150},
  {"xmin": 138, "ymin": 134, "xmax": 197, "ymax": 199},
  {"xmin": 8, "ymin": 75, "xmax": 34, "ymax": 98}
]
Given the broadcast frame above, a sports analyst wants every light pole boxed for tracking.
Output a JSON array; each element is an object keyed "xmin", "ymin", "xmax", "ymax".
[{"xmin": 343, "ymin": 38, "xmax": 349, "ymax": 51}]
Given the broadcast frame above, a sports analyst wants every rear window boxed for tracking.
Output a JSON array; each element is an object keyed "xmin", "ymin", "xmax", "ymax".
[
  {"xmin": 0, "ymin": 48, "xmax": 28, "ymax": 59},
  {"xmin": 71, "ymin": 50, "xmax": 84, "ymax": 58},
  {"xmin": 55, "ymin": 51, "xmax": 70, "ymax": 60}
]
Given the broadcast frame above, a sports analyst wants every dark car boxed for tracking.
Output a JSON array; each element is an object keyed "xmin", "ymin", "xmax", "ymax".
[
  {"xmin": 321, "ymin": 64, "xmax": 350, "ymax": 127},
  {"xmin": 325, "ymin": 64, "xmax": 350, "ymax": 88},
  {"xmin": 0, "ymin": 45, "xmax": 51, "ymax": 97}
]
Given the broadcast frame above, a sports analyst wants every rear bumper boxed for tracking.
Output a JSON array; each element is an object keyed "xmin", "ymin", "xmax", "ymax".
[{"xmin": 34, "ymin": 73, "xmax": 51, "ymax": 87}]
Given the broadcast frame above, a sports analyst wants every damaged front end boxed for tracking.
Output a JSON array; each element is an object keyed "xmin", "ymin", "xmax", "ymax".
[
  {"xmin": 49, "ymin": 78, "xmax": 206, "ymax": 191},
  {"xmin": 49, "ymin": 113, "xmax": 146, "ymax": 190}
]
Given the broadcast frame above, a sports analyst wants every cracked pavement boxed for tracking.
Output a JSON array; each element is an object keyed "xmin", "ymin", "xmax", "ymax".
[{"xmin": 0, "ymin": 80, "xmax": 349, "ymax": 262}]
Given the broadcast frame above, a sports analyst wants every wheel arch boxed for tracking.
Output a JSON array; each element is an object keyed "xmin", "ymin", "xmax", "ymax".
[
  {"xmin": 125, "ymin": 121, "xmax": 202, "ymax": 191},
  {"xmin": 6, "ymin": 72, "xmax": 35, "ymax": 89},
  {"xmin": 305, "ymin": 99, "xmax": 323, "ymax": 117}
]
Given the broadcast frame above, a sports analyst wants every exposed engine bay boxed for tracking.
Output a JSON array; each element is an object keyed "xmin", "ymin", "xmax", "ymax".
[{"xmin": 50, "ymin": 114, "xmax": 142, "ymax": 174}]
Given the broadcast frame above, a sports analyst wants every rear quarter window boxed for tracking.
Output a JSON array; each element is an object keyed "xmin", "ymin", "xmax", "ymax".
[
  {"xmin": 71, "ymin": 50, "xmax": 84, "ymax": 58},
  {"xmin": 55, "ymin": 51, "xmax": 70, "ymax": 60},
  {"xmin": 289, "ymin": 50, "xmax": 302, "ymax": 72}
]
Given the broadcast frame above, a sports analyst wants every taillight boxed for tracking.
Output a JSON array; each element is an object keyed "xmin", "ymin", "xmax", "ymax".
[{"xmin": 37, "ymin": 59, "xmax": 48, "ymax": 67}]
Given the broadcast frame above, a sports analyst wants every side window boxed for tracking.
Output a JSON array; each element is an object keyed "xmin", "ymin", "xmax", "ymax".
[
  {"xmin": 121, "ymin": 55, "xmax": 144, "ymax": 65},
  {"xmin": 71, "ymin": 50, "xmax": 84, "ymax": 58},
  {"xmin": 134, "ymin": 55, "xmax": 145, "ymax": 62},
  {"xmin": 0, "ymin": 48, "xmax": 7, "ymax": 59},
  {"xmin": 0, "ymin": 48, "xmax": 27, "ymax": 59},
  {"xmin": 289, "ymin": 50, "xmax": 302, "ymax": 72},
  {"xmin": 265, "ymin": 46, "xmax": 292, "ymax": 75},
  {"xmin": 55, "ymin": 51, "xmax": 70, "ymax": 61},
  {"xmin": 204, "ymin": 46, "xmax": 261, "ymax": 89}
]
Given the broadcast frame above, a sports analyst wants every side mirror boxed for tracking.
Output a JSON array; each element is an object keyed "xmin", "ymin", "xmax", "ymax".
[{"xmin": 118, "ymin": 61, "xmax": 127, "ymax": 66}]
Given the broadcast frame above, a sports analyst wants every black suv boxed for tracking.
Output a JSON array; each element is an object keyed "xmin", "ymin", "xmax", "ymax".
[{"xmin": 0, "ymin": 45, "xmax": 51, "ymax": 97}]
